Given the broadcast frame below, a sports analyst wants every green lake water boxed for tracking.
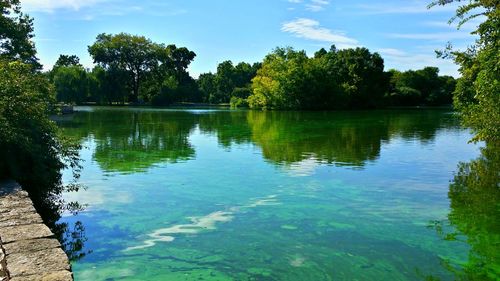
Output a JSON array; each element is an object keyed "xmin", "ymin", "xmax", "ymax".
[{"xmin": 56, "ymin": 107, "xmax": 491, "ymax": 281}]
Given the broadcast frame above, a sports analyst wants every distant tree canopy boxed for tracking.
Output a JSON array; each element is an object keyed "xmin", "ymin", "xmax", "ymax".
[
  {"xmin": 51, "ymin": 43, "xmax": 457, "ymax": 109},
  {"xmin": 197, "ymin": 60, "xmax": 261, "ymax": 104},
  {"xmin": 46, "ymin": 34, "xmax": 458, "ymax": 109},
  {"xmin": 246, "ymin": 46, "xmax": 452, "ymax": 110},
  {"xmin": 387, "ymin": 67, "xmax": 456, "ymax": 106}
]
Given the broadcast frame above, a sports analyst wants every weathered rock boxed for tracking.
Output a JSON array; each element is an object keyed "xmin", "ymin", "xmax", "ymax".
[
  {"xmin": 0, "ymin": 239, "xmax": 9, "ymax": 280},
  {"xmin": 0, "ymin": 213, "xmax": 43, "ymax": 227},
  {"xmin": 3, "ymin": 239, "xmax": 61, "ymax": 255},
  {"xmin": 10, "ymin": 270, "xmax": 73, "ymax": 281},
  {"xmin": 7, "ymin": 248, "xmax": 70, "ymax": 277},
  {"xmin": 0, "ymin": 180, "xmax": 73, "ymax": 280},
  {"xmin": 0, "ymin": 224, "xmax": 54, "ymax": 244}
]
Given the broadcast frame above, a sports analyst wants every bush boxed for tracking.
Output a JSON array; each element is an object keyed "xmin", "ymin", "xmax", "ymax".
[
  {"xmin": 231, "ymin": 87, "xmax": 252, "ymax": 99},
  {"xmin": 230, "ymin": 96, "xmax": 249, "ymax": 108}
]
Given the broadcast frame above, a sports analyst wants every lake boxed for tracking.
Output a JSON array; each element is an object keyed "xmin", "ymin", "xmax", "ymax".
[{"xmin": 57, "ymin": 107, "xmax": 484, "ymax": 281}]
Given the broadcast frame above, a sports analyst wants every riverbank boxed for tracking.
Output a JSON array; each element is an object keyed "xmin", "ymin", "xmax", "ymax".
[{"xmin": 0, "ymin": 181, "xmax": 72, "ymax": 281}]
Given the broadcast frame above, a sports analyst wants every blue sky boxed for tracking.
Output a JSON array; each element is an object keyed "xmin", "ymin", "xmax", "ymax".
[{"xmin": 21, "ymin": 0, "xmax": 479, "ymax": 77}]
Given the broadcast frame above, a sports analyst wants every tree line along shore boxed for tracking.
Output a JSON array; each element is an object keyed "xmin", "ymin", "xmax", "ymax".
[{"xmin": 50, "ymin": 34, "xmax": 456, "ymax": 110}]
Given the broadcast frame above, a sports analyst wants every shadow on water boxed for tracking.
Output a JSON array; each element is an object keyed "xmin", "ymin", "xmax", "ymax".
[{"xmin": 427, "ymin": 144, "xmax": 500, "ymax": 280}]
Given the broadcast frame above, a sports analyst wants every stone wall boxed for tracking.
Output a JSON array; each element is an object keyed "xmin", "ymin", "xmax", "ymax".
[{"xmin": 0, "ymin": 181, "xmax": 73, "ymax": 281}]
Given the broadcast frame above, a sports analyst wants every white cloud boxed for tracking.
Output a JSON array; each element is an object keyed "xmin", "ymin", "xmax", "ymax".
[
  {"xmin": 282, "ymin": 18, "xmax": 358, "ymax": 48},
  {"xmin": 386, "ymin": 32, "xmax": 474, "ymax": 41},
  {"xmin": 311, "ymin": 0, "xmax": 329, "ymax": 5},
  {"xmin": 21, "ymin": 0, "xmax": 107, "ymax": 12},
  {"xmin": 288, "ymin": 0, "xmax": 303, "ymax": 3},
  {"xmin": 306, "ymin": 5, "xmax": 324, "ymax": 12},
  {"xmin": 306, "ymin": 0, "xmax": 329, "ymax": 12},
  {"xmin": 376, "ymin": 48, "xmax": 407, "ymax": 57}
]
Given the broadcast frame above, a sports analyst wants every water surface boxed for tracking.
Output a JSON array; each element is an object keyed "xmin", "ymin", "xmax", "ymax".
[{"xmin": 58, "ymin": 108, "xmax": 484, "ymax": 280}]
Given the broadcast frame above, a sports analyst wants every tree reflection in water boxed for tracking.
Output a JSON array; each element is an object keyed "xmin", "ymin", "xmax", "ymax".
[{"xmin": 429, "ymin": 144, "xmax": 499, "ymax": 280}]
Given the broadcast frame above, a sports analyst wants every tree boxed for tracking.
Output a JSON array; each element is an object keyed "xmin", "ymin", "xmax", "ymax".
[
  {"xmin": 0, "ymin": 60, "xmax": 80, "ymax": 223},
  {"xmin": 387, "ymin": 67, "xmax": 455, "ymax": 106},
  {"xmin": 197, "ymin": 61, "xmax": 260, "ymax": 104},
  {"xmin": 332, "ymin": 47, "xmax": 387, "ymax": 108},
  {"xmin": 249, "ymin": 47, "xmax": 313, "ymax": 109},
  {"xmin": 54, "ymin": 54, "xmax": 81, "ymax": 68},
  {"xmin": 53, "ymin": 65, "xmax": 89, "ymax": 104},
  {"xmin": 0, "ymin": 0, "xmax": 40, "ymax": 68},
  {"xmin": 430, "ymin": 0, "xmax": 499, "ymax": 143},
  {"xmin": 87, "ymin": 65, "xmax": 129, "ymax": 104},
  {"xmin": 88, "ymin": 33, "xmax": 196, "ymax": 103},
  {"xmin": 88, "ymin": 33, "xmax": 157, "ymax": 103},
  {"xmin": 197, "ymin": 73, "xmax": 217, "ymax": 103},
  {"xmin": 249, "ymin": 46, "xmax": 388, "ymax": 110}
]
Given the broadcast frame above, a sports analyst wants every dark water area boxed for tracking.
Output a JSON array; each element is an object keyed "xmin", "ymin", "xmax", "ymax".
[{"xmin": 55, "ymin": 107, "xmax": 498, "ymax": 280}]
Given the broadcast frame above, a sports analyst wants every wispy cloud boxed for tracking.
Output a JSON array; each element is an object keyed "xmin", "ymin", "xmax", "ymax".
[
  {"xmin": 376, "ymin": 48, "xmax": 407, "ymax": 57},
  {"xmin": 288, "ymin": 0, "xmax": 329, "ymax": 12},
  {"xmin": 306, "ymin": 0, "xmax": 329, "ymax": 12},
  {"xmin": 21, "ymin": 0, "xmax": 108, "ymax": 12},
  {"xmin": 385, "ymin": 32, "xmax": 474, "ymax": 41},
  {"xmin": 422, "ymin": 16, "xmax": 484, "ymax": 32},
  {"xmin": 282, "ymin": 18, "xmax": 358, "ymax": 48},
  {"xmin": 356, "ymin": 1, "xmax": 457, "ymax": 15}
]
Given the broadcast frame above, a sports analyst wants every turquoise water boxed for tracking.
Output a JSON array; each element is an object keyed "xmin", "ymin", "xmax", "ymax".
[{"xmin": 58, "ymin": 107, "xmax": 483, "ymax": 280}]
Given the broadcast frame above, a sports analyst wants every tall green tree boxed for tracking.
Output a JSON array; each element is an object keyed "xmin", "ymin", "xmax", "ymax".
[
  {"xmin": 53, "ymin": 65, "xmax": 89, "ymax": 104},
  {"xmin": 430, "ymin": 0, "xmax": 499, "ymax": 143},
  {"xmin": 0, "ymin": 0, "xmax": 40, "ymax": 68},
  {"xmin": 197, "ymin": 72, "xmax": 217, "ymax": 103},
  {"xmin": 249, "ymin": 47, "xmax": 313, "ymax": 109},
  {"xmin": 88, "ymin": 33, "xmax": 158, "ymax": 103},
  {"xmin": 88, "ymin": 65, "xmax": 129, "ymax": 104},
  {"xmin": 88, "ymin": 33, "xmax": 196, "ymax": 103}
]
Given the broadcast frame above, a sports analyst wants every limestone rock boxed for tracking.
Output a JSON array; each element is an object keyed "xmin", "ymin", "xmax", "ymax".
[
  {"xmin": 0, "ymin": 224, "xmax": 54, "ymax": 244},
  {"xmin": 10, "ymin": 270, "xmax": 73, "ymax": 281},
  {"xmin": 7, "ymin": 248, "xmax": 70, "ymax": 277}
]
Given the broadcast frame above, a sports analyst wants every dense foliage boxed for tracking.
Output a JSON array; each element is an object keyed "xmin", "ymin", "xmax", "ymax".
[
  {"xmin": 0, "ymin": 1, "xmax": 84, "ymax": 259},
  {"xmin": 425, "ymin": 2, "xmax": 499, "ymax": 280},
  {"xmin": 387, "ymin": 67, "xmax": 456, "ymax": 106},
  {"xmin": 52, "ymin": 39, "xmax": 456, "ymax": 109},
  {"xmin": 88, "ymin": 33, "xmax": 197, "ymax": 104},
  {"xmin": 248, "ymin": 46, "xmax": 389, "ymax": 110},
  {"xmin": 198, "ymin": 61, "xmax": 261, "ymax": 104},
  {"xmin": 430, "ymin": 0, "xmax": 499, "ymax": 143},
  {"xmin": 0, "ymin": 60, "xmax": 80, "ymax": 217},
  {"xmin": 0, "ymin": 0, "xmax": 40, "ymax": 68}
]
